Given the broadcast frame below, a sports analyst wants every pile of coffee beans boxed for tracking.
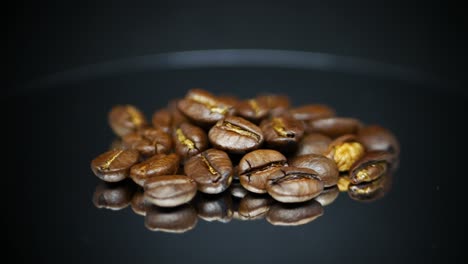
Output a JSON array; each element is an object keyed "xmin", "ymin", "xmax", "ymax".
[{"xmin": 91, "ymin": 89, "xmax": 400, "ymax": 218}]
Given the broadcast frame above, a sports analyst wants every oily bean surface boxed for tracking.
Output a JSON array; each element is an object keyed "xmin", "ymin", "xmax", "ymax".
[
  {"xmin": 130, "ymin": 153, "xmax": 180, "ymax": 186},
  {"xmin": 91, "ymin": 149, "xmax": 140, "ymax": 182},
  {"xmin": 290, "ymin": 154, "xmax": 339, "ymax": 187}
]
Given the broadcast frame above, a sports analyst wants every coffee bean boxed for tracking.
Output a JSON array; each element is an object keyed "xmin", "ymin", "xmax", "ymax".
[
  {"xmin": 131, "ymin": 188, "xmax": 148, "ymax": 216},
  {"xmin": 178, "ymin": 89, "xmax": 234, "ymax": 125},
  {"xmin": 306, "ymin": 117, "xmax": 362, "ymax": 137},
  {"xmin": 229, "ymin": 181, "xmax": 249, "ymax": 198},
  {"xmin": 192, "ymin": 192, "xmax": 233, "ymax": 223},
  {"xmin": 108, "ymin": 105, "xmax": 147, "ymax": 136},
  {"xmin": 151, "ymin": 108, "xmax": 172, "ymax": 134},
  {"xmin": 145, "ymin": 204, "xmax": 198, "ymax": 233},
  {"xmin": 209, "ymin": 116, "xmax": 264, "ymax": 153},
  {"xmin": 325, "ymin": 134, "xmax": 365, "ymax": 172},
  {"xmin": 256, "ymin": 94, "xmax": 290, "ymax": 116},
  {"xmin": 130, "ymin": 153, "xmax": 180, "ymax": 187},
  {"xmin": 289, "ymin": 104, "xmax": 335, "ymax": 122},
  {"xmin": 123, "ymin": 128, "xmax": 172, "ymax": 157},
  {"xmin": 238, "ymin": 194, "xmax": 274, "ymax": 220},
  {"xmin": 266, "ymin": 199, "xmax": 324, "ymax": 226},
  {"xmin": 348, "ymin": 173, "xmax": 393, "ymax": 202},
  {"xmin": 144, "ymin": 175, "xmax": 197, "ymax": 207},
  {"xmin": 173, "ymin": 122, "xmax": 209, "ymax": 159},
  {"xmin": 260, "ymin": 115, "xmax": 305, "ymax": 151},
  {"xmin": 349, "ymin": 151, "xmax": 392, "ymax": 184},
  {"xmin": 167, "ymin": 99, "xmax": 189, "ymax": 128},
  {"xmin": 236, "ymin": 98, "xmax": 270, "ymax": 123},
  {"xmin": 295, "ymin": 133, "xmax": 332, "ymax": 156},
  {"xmin": 238, "ymin": 149, "xmax": 287, "ymax": 193},
  {"xmin": 184, "ymin": 148, "xmax": 233, "ymax": 194},
  {"xmin": 314, "ymin": 186, "xmax": 339, "ymax": 206},
  {"xmin": 266, "ymin": 167, "xmax": 324, "ymax": 203},
  {"xmin": 357, "ymin": 125, "xmax": 400, "ymax": 155},
  {"xmin": 91, "ymin": 149, "xmax": 140, "ymax": 182},
  {"xmin": 92, "ymin": 180, "xmax": 136, "ymax": 210},
  {"xmin": 289, "ymin": 154, "xmax": 339, "ymax": 187}
]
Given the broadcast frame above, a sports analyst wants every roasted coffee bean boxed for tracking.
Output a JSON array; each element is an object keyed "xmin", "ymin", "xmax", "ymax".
[
  {"xmin": 357, "ymin": 125, "xmax": 400, "ymax": 155},
  {"xmin": 314, "ymin": 186, "xmax": 339, "ymax": 206},
  {"xmin": 144, "ymin": 175, "xmax": 197, "ymax": 207},
  {"xmin": 290, "ymin": 154, "xmax": 339, "ymax": 187},
  {"xmin": 349, "ymin": 151, "xmax": 392, "ymax": 184},
  {"xmin": 92, "ymin": 180, "xmax": 136, "ymax": 210},
  {"xmin": 167, "ymin": 99, "xmax": 188, "ymax": 129},
  {"xmin": 192, "ymin": 192, "xmax": 233, "ymax": 223},
  {"xmin": 91, "ymin": 149, "xmax": 140, "ymax": 182},
  {"xmin": 238, "ymin": 149, "xmax": 287, "ymax": 193},
  {"xmin": 256, "ymin": 94, "xmax": 290, "ymax": 116},
  {"xmin": 123, "ymin": 128, "xmax": 172, "ymax": 157},
  {"xmin": 173, "ymin": 122, "xmax": 208, "ymax": 159},
  {"xmin": 177, "ymin": 89, "xmax": 234, "ymax": 125},
  {"xmin": 295, "ymin": 133, "xmax": 332, "ymax": 156},
  {"xmin": 260, "ymin": 115, "xmax": 305, "ymax": 151},
  {"xmin": 151, "ymin": 109, "xmax": 172, "ymax": 134},
  {"xmin": 236, "ymin": 98, "xmax": 270, "ymax": 123},
  {"xmin": 306, "ymin": 117, "xmax": 362, "ymax": 137},
  {"xmin": 184, "ymin": 148, "xmax": 233, "ymax": 194},
  {"xmin": 348, "ymin": 173, "xmax": 393, "ymax": 202},
  {"xmin": 209, "ymin": 116, "xmax": 264, "ymax": 153},
  {"xmin": 131, "ymin": 188, "xmax": 147, "ymax": 216},
  {"xmin": 289, "ymin": 104, "xmax": 335, "ymax": 122},
  {"xmin": 145, "ymin": 204, "xmax": 198, "ymax": 233},
  {"xmin": 266, "ymin": 199, "xmax": 324, "ymax": 226},
  {"xmin": 130, "ymin": 153, "xmax": 180, "ymax": 187},
  {"xmin": 108, "ymin": 105, "xmax": 147, "ymax": 136},
  {"xmin": 229, "ymin": 181, "xmax": 249, "ymax": 198},
  {"xmin": 266, "ymin": 167, "xmax": 324, "ymax": 203},
  {"xmin": 238, "ymin": 194, "xmax": 274, "ymax": 220},
  {"xmin": 325, "ymin": 134, "xmax": 365, "ymax": 172}
]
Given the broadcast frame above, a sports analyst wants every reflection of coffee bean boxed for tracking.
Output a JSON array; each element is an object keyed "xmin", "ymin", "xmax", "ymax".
[
  {"xmin": 266, "ymin": 199, "xmax": 324, "ymax": 226},
  {"xmin": 92, "ymin": 180, "xmax": 136, "ymax": 210},
  {"xmin": 144, "ymin": 175, "xmax": 197, "ymax": 207},
  {"xmin": 314, "ymin": 186, "xmax": 340, "ymax": 206},
  {"xmin": 145, "ymin": 204, "xmax": 198, "ymax": 233}
]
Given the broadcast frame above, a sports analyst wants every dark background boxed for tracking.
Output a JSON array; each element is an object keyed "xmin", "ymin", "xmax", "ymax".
[{"xmin": 8, "ymin": 1, "xmax": 466, "ymax": 263}]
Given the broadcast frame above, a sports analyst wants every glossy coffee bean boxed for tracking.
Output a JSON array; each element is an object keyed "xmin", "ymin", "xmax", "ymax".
[
  {"xmin": 306, "ymin": 117, "xmax": 362, "ymax": 137},
  {"xmin": 266, "ymin": 199, "xmax": 324, "ymax": 226},
  {"xmin": 209, "ymin": 116, "xmax": 264, "ymax": 154},
  {"xmin": 130, "ymin": 153, "xmax": 180, "ymax": 187},
  {"xmin": 92, "ymin": 180, "xmax": 136, "ymax": 210},
  {"xmin": 295, "ymin": 133, "xmax": 332, "ymax": 156},
  {"xmin": 229, "ymin": 181, "xmax": 249, "ymax": 198},
  {"xmin": 266, "ymin": 167, "xmax": 324, "ymax": 203},
  {"xmin": 177, "ymin": 89, "xmax": 234, "ymax": 125},
  {"xmin": 357, "ymin": 125, "xmax": 400, "ymax": 155},
  {"xmin": 289, "ymin": 104, "xmax": 335, "ymax": 122},
  {"xmin": 314, "ymin": 186, "xmax": 339, "ymax": 206},
  {"xmin": 260, "ymin": 115, "xmax": 305, "ymax": 151},
  {"xmin": 144, "ymin": 175, "xmax": 197, "ymax": 207},
  {"xmin": 256, "ymin": 94, "xmax": 290, "ymax": 116},
  {"xmin": 91, "ymin": 149, "xmax": 140, "ymax": 182},
  {"xmin": 289, "ymin": 154, "xmax": 339, "ymax": 187},
  {"xmin": 108, "ymin": 105, "xmax": 147, "ymax": 137},
  {"xmin": 349, "ymin": 151, "xmax": 392, "ymax": 184},
  {"xmin": 145, "ymin": 204, "xmax": 198, "ymax": 233},
  {"xmin": 122, "ymin": 128, "xmax": 172, "ymax": 157},
  {"xmin": 167, "ymin": 99, "xmax": 189, "ymax": 129},
  {"xmin": 236, "ymin": 98, "xmax": 270, "ymax": 123},
  {"xmin": 173, "ymin": 122, "xmax": 208, "ymax": 159},
  {"xmin": 238, "ymin": 149, "xmax": 287, "ymax": 193},
  {"xmin": 184, "ymin": 148, "xmax": 233, "ymax": 194},
  {"xmin": 325, "ymin": 134, "xmax": 365, "ymax": 172},
  {"xmin": 348, "ymin": 173, "xmax": 393, "ymax": 202},
  {"xmin": 131, "ymin": 188, "xmax": 147, "ymax": 216},
  {"xmin": 192, "ymin": 192, "xmax": 233, "ymax": 223},
  {"xmin": 151, "ymin": 108, "xmax": 172, "ymax": 134},
  {"xmin": 238, "ymin": 194, "xmax": 274, "ymax": 220}
]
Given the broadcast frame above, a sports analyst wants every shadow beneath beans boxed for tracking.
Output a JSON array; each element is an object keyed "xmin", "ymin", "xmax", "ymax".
[{"xmin": 92, "ymin": 179, "xmax": 137, "ymax": 211}]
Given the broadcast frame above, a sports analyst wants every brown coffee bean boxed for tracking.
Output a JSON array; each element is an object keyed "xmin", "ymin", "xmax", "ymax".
[
  {"xmin": 238, "ymin": 149, "xmax": 287, "ymax": 193},
  {"xmin": 192, "ymin": 192, "xmax": 233, "ymax": 223},
  {"xmin": 260, "ymin": 115, "xmax": 305, "ymax": 151},
  {"xmin": 151, "ymin": 108, "xmax": 172, "ymax": 134},
  {"xmin": 144, "ymin": 175, "xmax": 197, "ymax": 207},
  {"xmin": 167, "ymin": 99, "xmax": 189, "ymax": 128},
  {"xmin": 131, "ymin": 188, "xmax": 147, "ymax": 216},
  {"xmin": 108, "ymin": 105, "xmax": 147, "ymax": 137},
  {"xmin": 145, "ymin": 204, "xmax": 198, "ymax": 233},
  {"xmin": 289, "ymin": 154, "xmax": 339, "ymax": 187},
  {"xmin": 266, "ymin": 199, "xmax": 324, "ymax": 226},
  {"xmin": 314, "ymin": 186, "xmax": 339, "ymax": 206},
  {"xmin": 348, "ymin": 173, "xmax": 393, "ymax": 202},
  {"xmin": 184, "ymin": 148, "xmax": 233, "ymax": 194},
  {"xmin": 357, "ymin": 125, "xmax": 400, "ymax": 155},
  {"xmin": 91, "ymin": 149, "xmax": 140, "ymax": 182},
  {"xmin": 130, "ymin": 153, "xmax": 180, "ymax": 187},
  {"xmin": 266, "ymin": 167, "xmax": 324, "ymax": 203},
  {"xmin": 236, "ymin": 98, "xmax": 270, "ymax": 123},
  {"xmin": 238, "ymin": 194, "xmax": 274, "ymax": 220},
  {"xmin": 92, "ymin": 180, "xmax": 136, "ymax": 210},
  {"xmin": 256, "ymin": 94, "xmax": 290, "ymax": 116},
  {"xmin": 229, "ymin": 181, "xmax": 249, "ymax": 198},
  {"xmin": 177, "ymin": 89, "xmax": 234, "ymax": 125},
  {"xmin": 173, "ymin": 122, "xmax": 208, "ymax": 159},
  {"xmin": 289, "ymin": 104, "xmax": 335, "ymax": 122},
  {"xmin": 325, "ymin": 134, "xmax": 365, "ymax": 172},
  {"xmin": 123, "ymin": 128, "xmax": 172, "ymax": 157},
  {"xmin": 349, "ymin": 151, "xmax": 392, "ymax": 184},
  {"xmin": 209, "ymin": 116, "xmax": 264, "ymax": 154},
  {"xmin": 306, "ymin": 117, "xmax": 362, "ymax": 137},
  {"xmin": 295, "ymin": 133, "xmax": 332, "ymax": 156}
]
